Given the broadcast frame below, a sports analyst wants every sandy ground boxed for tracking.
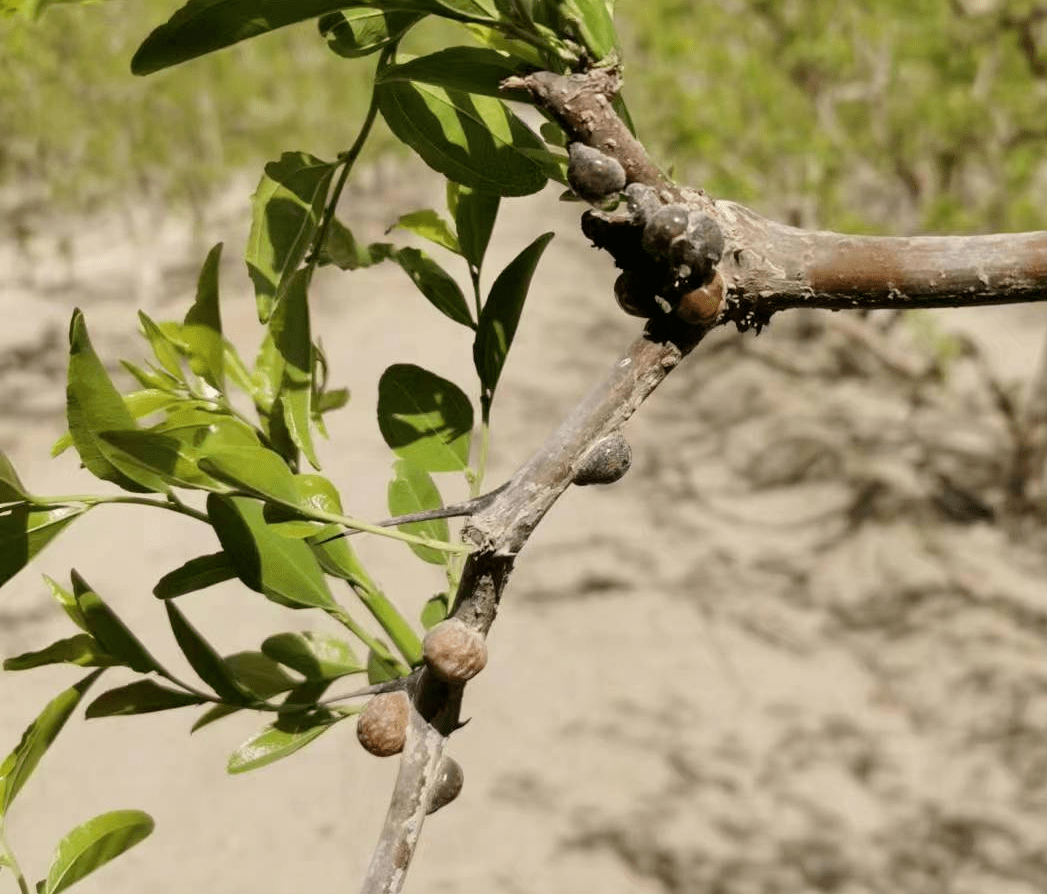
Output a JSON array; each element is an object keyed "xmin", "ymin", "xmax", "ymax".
[{"xmin": 0, "ymin": 163, "xmax": 1044, "ymax": 894}]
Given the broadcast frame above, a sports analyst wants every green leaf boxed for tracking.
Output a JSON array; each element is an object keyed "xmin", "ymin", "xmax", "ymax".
[
  {"xmin": 420, "ymin": 593, "xmax": 449, "ymax": 629},
  {"xmin": 550, "ymin": 0, "xmax": 618, "ymax": 62},
  {"xmin": 376, "ymin": 78, "xmax": 548, "ymax": 197},
  {"xmin": 245, "ymin": 152, "xmax": 335, "ymax": 322},
  {"xmin": 132, "ymin": 0, "xmax": 371, "ymax": 74},
  {"xmin": 318, "ymin": 219, "xmax": 394, "ymax": 271},
  {"xmin": 474, "ymin": 231, "xmax": 554, "ymax": 397},
  {"xmin": 377, "ymin": 364, "xmax": 473, "ymax": 472},
  {"xmin": 197, "ymin": 444, "xmax": 302, "ymax": 506},
  {"xmin": 72, "ymin": 571, "xmax": 162, "ymax": 675},
  {"xmin": 394, "ymin": 247, "xmax": 474, "ymax": 329},
  {"xmin": 264, "ymin": 520, "xmax": 323, "ymax": 538},
  {"xmin": 270, "ymin": 269, "xmax": 319, "ymax": 467},
  {"xmin": 227, "ymin": 711, "xmax": 342, "ymax": 774},
  {"xmin": 389, "ymin": 209, "xmax": 460, "ymax": 254},
  {"xmin": 451, "ymin": 184, "xmax": 500, "ymax": 271},
  {"xmin": 84, "ymin": 682, "xmax": 204, "ymax": 718},
  {"xmin": 387, "ymin": 460, "xmax": 449, "ymax": 565},
  {"xmin": 99, "ymin": 430, "xmax": 224, "ymax": 491},
  {"xmin": 260, "ymin": 631, "xmax": 364, "ymax": 680},
  {"xmin": 137, "ymin": 312, "xmax": 185, "ymax": 382},
  {"xmin": 164, "ymin": 601, "xmax": 253, "ymax": 703},
  {"xmin": 44, "ymin": 575, "xmax": 88, "ymax": 632},
  {"xmin": 4, "ymin": 635, "xmax": 117, "ymax": 672},
  {"xmin": 377, "ymin": 46, "xmax": 531, "ymax": 100},
  {"xmin": 66, "ymin": 310, "xmax": 164, "ymax": 493},
  {"xmin": 319, "ymin": 8, "xmax": 422, "ymax": 58},
  {"xmin": 0, "ymin": 505, "xmax": 84, "ymax": 589},
  {"xmin": 0, "ymin": 670, "xmax": 102, "ymax": 813},
  {"xmin": 190, "ymin": 704, "xmax": 240, "ymax": 732},
  {"xmin": 206, "ymin": 494, "xmax": 337, "ymax": 610},
  {"xmin": 118, "ymin": 360, "xmax": 180, "ymax": 393},
  {"xmin": 182, "ymin": 243, "xmax": 226, "ymax": 392},
  {"xmin": 152, "ymin": 552, "xmax": 238, "ymax": 599},
  {"xmin": 222, "ymin": 651, "xmax": 300, "ymax": 699},
  {"xmin": 366, "ymin": 648, "xmax": 400, "ymax": 684},
  {"xmin": 42, "ymin": 809, "xmax": 154, "ymax": 894},
  {"xmin": 292, "ymin": 475, "xmax": 370, "ymax": 585},
  {"xmin": 0, "ymin": 451, "xmax": 28, "ymax": 503}
]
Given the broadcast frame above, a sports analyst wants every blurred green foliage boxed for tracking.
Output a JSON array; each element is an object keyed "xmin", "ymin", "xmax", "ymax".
[{"xmin": 1, "ymin": 0, "xmax": 1044, "ymax": 234}]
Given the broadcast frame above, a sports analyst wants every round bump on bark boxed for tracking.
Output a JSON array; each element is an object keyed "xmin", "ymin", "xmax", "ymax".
[
  {"xmin": 688, "ymin": 214, "xmax": 725, "ymax": 267},
  {"xmin": 356, "ymin": 690, "xmax": 409, "ymax": 757},
  {"xmin": 641, "ymin": 205, "xmax": 689, "ymax": 258},
  {"xmin": 614, "ymin": 271, "xmax": 660, "ymax": 318},
  {"xmin": 676, "ymin": 270, "xmax": 725, "ymax": 326},
  {"xmin": 573, "ymin": 433, "xmax": 632, "ymax": 486},
  {"xmin": 624, "ymin": 183, "xmax": 660, "ymax": 223},
  {"xmin": 426, "ymin": 756, "xmax": 464, "ymax": 815},
  {"xmin": 423, "ymin": 618, "xmax": 488, "ymax": 683},
  {"xmin": 567, "ymin": 143, "xmax": 626, "ymax": 203}
]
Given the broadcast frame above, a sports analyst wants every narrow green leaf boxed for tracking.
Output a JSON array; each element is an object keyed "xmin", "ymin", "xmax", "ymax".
[
  {"xmin": 152, "ymin": 552, "xmax": 237, "ymax": 600},
  {"xmin": 206, "ymin": 494, "xmax": 337, "ymax": 610},
  {"xmin": 42, "ymin": 810, "xmax": 154, "ymax": 894},
  {"xmin": 0, "ymin": 670, "xmax": 103, "ymax": 813},
  {"xmin": 118, "ymin": 359, "xmax": 180, "ymax": 393},
  {"xmin": 222, "ymin": 651, "xmax": 300, "ymax": 699},
  {"xmin": 387, "ymin": 460, "xmax": 449, "ymax": 565},
  {"xmin": 72, "ymin": 571, "xmax": 161, "ymax": 674},
  {"xmin": 182, "ymin": 243, "xmax": 225, "ymax": 391},
  {"xmin": 246, "ymin": 152, "xmax": 335, "ymax": 321},
  {"xmin": 227, "ymin": 711, "xmax": 341, "ymax": 774},
  {"xmin": 394, "ymin": 247, "xmax": 474, "ymax": 329},
  {"xmin": 137, "ymin": 312, "xmax": 185, "ymax": 382},
  {"xmin": 66, "ymin": 310, "xmax": 163, "ymax": 493},
  {"xmin": 319, "ymin": 8, "xmax": 422, "ymax": 58},
  {"xmin": 451, "ymin": 184, "xmax": 500, "ymax": 271},
  {"xmin": 376, "ymin": 78, "xmax": 547, "ymax": 197},
  {"xmin": 292, "ymin": 475, "xmax": 371, "ymax": 585},
  {"xmin": 377, "ymin": 46, "xmax": 531, "ymax": 99},
  {"xmin": 377, "ymin": 364, "xmax": 473, "ymax": 472},
  {"xmin": 0, "ymin": 451, "xmax": 28, "ymax": 503},
  {"xmin": 84, "ymin": 682, "xmax": 204, "ymax": 718},
  {"xmin": 474, "ymin": 231, "xmax": 554, "ymax": 397},
  {"xmin": 270, "ymin": 269, "xmax": 319, "ymax": 467},
  {"xmin": 0, "ymin": 505, "xmax": 84, "ymax": 589},
  {"xmin": 99, "ymin": 430, "xmax": 224, "ymax": 491},
  {"xmin": 390, "ymin": 209, "xmax": 460, "ymax": 254},
  {"xmin": 190, "ymin": 703, "xmax": 239, "ymax": 732},
  {"xmin": 164, "ymin": 601, "xmax": 252, "ymax": 704},
  {"xmin": 260, "ymin": 631, "xmax": 364, "ymax": 680},
  {"xmin": 4, "ymin": 635, "xmax": 117, "ymax": 672},
  {"xmin": 44, "ymin": 575, "xmax": 88, "ymax": 632},
  {"xmin": 318, "ymin": 219, "xmax": 394, "ymax": 271},
  {"xmin": 131, "ymin": 0, "xmax": 377, "ymax": 74}
]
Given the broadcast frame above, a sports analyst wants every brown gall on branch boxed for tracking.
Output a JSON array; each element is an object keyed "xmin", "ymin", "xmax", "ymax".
[{"xmin": 511, "ymin": 70, "xmax": 1046, "ymax": 330}]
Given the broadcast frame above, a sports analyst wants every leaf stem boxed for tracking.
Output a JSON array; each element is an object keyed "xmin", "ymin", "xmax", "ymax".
[
  {"xmin": 326, "ymin": 606, "xmax": 411, "ymax": 677},
  {"xmin": 25, "ymin": 493, "xmax": 210, "ymax": 524},
  {"xmin": 0, "ymin": 823, "xmax": 29, "ymax": 895}
]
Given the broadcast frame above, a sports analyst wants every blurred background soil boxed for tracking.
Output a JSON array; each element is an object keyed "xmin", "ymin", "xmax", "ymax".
[{"xmin": 0, "ymin": 1, "xmax": 1044, "ymax": 892}]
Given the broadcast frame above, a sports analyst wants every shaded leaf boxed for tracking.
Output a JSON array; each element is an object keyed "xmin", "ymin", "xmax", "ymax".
[
  {"xmin": 319, "ymin": 8, "xmax": 422, "ymax": 58},
  {"xmin": 474, "ymin": 231, "xmax": 554, "ymax": 396},
  {"xmin": 394, "ymin": 247, "xmax": 474, "ymax": 329},
  {"xmin": 206, "ymin": 494, "xmax": 337, "ymax": 610},
  {"xmin": 72, "ymin": 571, "xmax": 161, "ymax": 674},
  {"xmin": 389, "ymin": 209, "xmax": 460, "ymax": 254},
  {"xmin": 190, "ymin": 703, "xmax": 239, "ymax": 732},
  {"xmin": 376, "ymin": 78, "xmax": 547, "ymax": 196},
  {"xmin": 420, "ymin": 593, "xmax": 449, "ymax": 629},
  {"xmin": 0, "ymin": 670, "xmax": 102, "ymax": 813},
  {"xmin": 269, "ymin": 269, "xmax": 318, "ymax": 467},
  {"xmin": 84, "ymin": 682, "xmax": 204, "ymax": 718},
  {"xmin": 366, "ymin": 648, "xmax": 401, "ymax": 684},
  {"xmin": 182, "ymin": 243, "xmax": 225, "ymax": 391},
  {"xmin": 152, "ymin": 552, "xmax": 237, "ymax": 599},
  {"xmin": 42, "ymin": 809, "xmax": 154, "ymax": 894},
  {"xmin": 261, "ymin": 631, "xmax": 364, "ymax": 680},
  {"xmin": 245, "ymin": 152, "xmax": 335, "ymax": 321},
  {"xmin": 4, "ymin": 635, "xmax": 117, "ymax": 672},
  {"xmin": 44, "ymin": 575, "xmax": 88, "ymax": 632},
  {"xmin": 387, "ymin": 460, "xmax": 449, "ymax": 565},
  {"xmin": 318, "ymin": 219, "xmax": 394, "ymax": 271},
  {"xmin": 377, "ymin": 46, "xmax": 531, "ymax": 99},
  {"xmin": 451, "ymin": 184, "xmax": 499, "ymax": 271},
  {"xmin": 99, "ymin": 430, "xmax": 224, "ymax": 491},
  {"xmin": 227, "ymin": 710, "xmax": 345, "ymax": 774},
  {"xmin": 0, "ymin": 451, "xmax": 28, "ymax": 503},
  {"xmin": 0, "ymin": 505, "xmax": 84, "ymax": 589},
  {"xmin": 164, "ymin": 601, "xmax": 252, "ymax": 704},
  {"xmin": 222, "ymin": 651, "xmax": 300, "ymax": 699},
  {"xmin": 377, "ymin": 364, "xmax": 473, "ymax": 472},
  {"xmin": 66, "ymin": 310, "xmax": 163, "ymax": 493}
]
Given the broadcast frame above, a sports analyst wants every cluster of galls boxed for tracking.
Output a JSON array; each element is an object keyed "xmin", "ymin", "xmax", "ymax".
[
  {"xmin": 567, "ymin": 143, "xmax": 726, "ymax": 327},
  {"xmin": 355, "ymin": 618, "xmax": 487, "ymax": 813}
]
